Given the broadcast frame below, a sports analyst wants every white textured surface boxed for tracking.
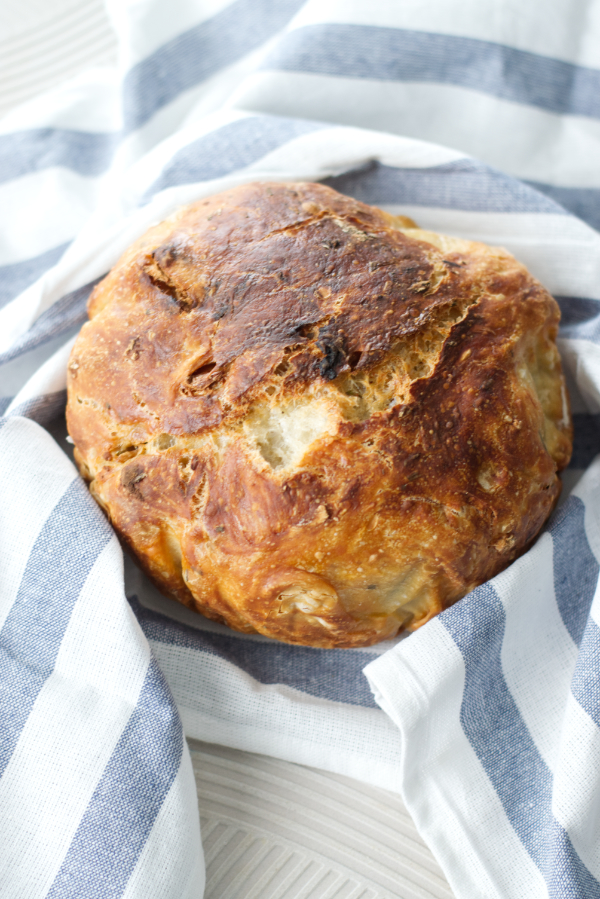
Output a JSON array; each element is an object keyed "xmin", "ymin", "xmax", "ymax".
[
  {"xmin": 0, "ymin": 0, "xmax": 118, "ymax": 118},
  {"xmin": 189, "ymin": 740, "xmax": 455, "ymax": 899}
]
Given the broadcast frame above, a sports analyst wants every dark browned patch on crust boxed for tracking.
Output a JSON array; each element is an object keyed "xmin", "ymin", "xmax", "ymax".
[
  {"xmin": 114, "ymin": 183, "xmax": 449, "ymax": 427},
  {"xmin": 143, "ymin": 250, "xmax": 199, "ymax": 312},
  {"xmin": 120, "ymin": 463, "xmax": 146, "ymax": 497}
]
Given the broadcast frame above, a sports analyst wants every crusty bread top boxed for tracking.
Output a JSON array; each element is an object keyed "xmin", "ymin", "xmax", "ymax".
[{"xmin": 67, "ymin": 182, "xmax": 572, "ymax": 647}]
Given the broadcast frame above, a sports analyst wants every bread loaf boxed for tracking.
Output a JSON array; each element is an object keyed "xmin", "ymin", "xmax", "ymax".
[{"xmin": 66, "ymin": 181, "xmax": 572, "ymax": 647}]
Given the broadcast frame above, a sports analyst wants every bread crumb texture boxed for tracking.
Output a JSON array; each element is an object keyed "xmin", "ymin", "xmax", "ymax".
[{"xmin": 67, "ymin": 182, "xmax": 572, "ymax": 647}]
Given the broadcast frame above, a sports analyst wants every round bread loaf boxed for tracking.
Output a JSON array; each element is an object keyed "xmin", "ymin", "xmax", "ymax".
[{"xmin": 66, "ymin": 181, "xmax": 572, "ymax": 647}]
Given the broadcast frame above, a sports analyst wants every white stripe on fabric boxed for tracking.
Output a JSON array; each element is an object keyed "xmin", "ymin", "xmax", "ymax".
[
  {"xmin": 573, "ymin": 459, "xmax": 600, "ymax": 566},
  {"xmin": 563, "ymin": 365, "xmax": 592, "ymax": 418},
  {"xmin": 491, "ymin": 535, "xmax": 578, "ymax": 772},
  {"xmin": 0, "ymin": 242, "xmax": 70, "ymax": 312},
  {"xmin": 117, "ymin": 108, "xmax": 248, "ymax": 197},
  {"xmin": 0, "ymin": 418, "xmax": 77, "ymax": 631},
  {"xmin": 169, "ymin": 33, "xmax": 291, "ymax": 128},
  {"xmin": 147, "ymin": 638, "xmax": 404, "ymax": 793},
  {"xmin": 364, "ymin": 620, "xmax": 547, "ymax": 899},
  {"xmin": 0, "ymin": 539, "xmax": 151, "ymax": 898},
  {"xmin": 231, "ymin": 72, "xmax": 600, "ymax": 187},
  {"xmin": 8, "ymin": 59, "xmax": 262, "ymax": 187},
  {"xmin": 558, "ymin": 339, "xmax": 600, "ymax": 414},
  {"xmin": 0, "ymin": 167, "xmax": 103, "ymax": 266},
  {"xmin": 105, "ymin": 33, "xmax": 295, "ymax": 175},
  {"xmin": 120, "ymin": 747, "xmax": 204, "ymax": 899},
  {"xmin": 288, "ymin": 0, "xmax": 600, "ymax": 69},
  {"xmin": 0, "ymin": 67, "xmax": 120, "ymax": 136},
  {"xmin": 52, "ymin": 542, "xmax": 150, "ymax": 705},
  {"xmin": 105, "ymin": 0, "xmax": 236, "ymax": 68},
  {"xmin": 552, "ymin": 688, "xmax": 600, "ymax": 880}
]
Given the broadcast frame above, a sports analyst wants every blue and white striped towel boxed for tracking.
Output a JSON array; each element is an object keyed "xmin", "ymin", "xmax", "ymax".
[{"xmin": 1, "ymin": 1, "xmax": 599, "ymax": 897}]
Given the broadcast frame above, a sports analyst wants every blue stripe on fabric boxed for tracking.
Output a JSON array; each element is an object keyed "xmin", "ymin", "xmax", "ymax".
[
  {"xmin": 562, "ymin": 319, "xmax": 600, "ymax": 342},
  {"xmin": 563, "ymin": 316, "xmax": 600, "ymax": 342},
  {"xmin": 557, "ymin": 296, "xmax": 600, "ymax": 329},
  {"xmin": 545, "ymin": 822, "xmax": 600, "ymax": 899},
  {"xmin": 440, "ymin": 584, "xmax": 600, "ymax": 894},
  {"xmin": 6, "ymin": 390, "xmax": 67, "ymax": 427},
  {"xmin": 561, "ymin": 320, "xmax": 600, "ymax": 343},
  {"xmin": 548, "ymin": 496, "xmax": 600, "ymax": 645},
  {"xmin": 0, "ymin": 276, "xmax": 102, "ymax": 368},
  {"xmin": 525, "ymin": 182, "xmax": 600, "ymax": 233},
  {"xmin": 262, "ymin": 24, "xmax": 600, "ymax": 120},
  {"xmin": 570, "ymin": 414, "xmax": 600, "ymax": 470},
  {"xmin": 46, "ymin": 658, "xmax": 184, "ymax": 899},
  {"xmin": 441, "ymin": 585, "xmax": 552, "ymax": 860},
  {"xmin": 143, "ymin": 115, "xmax": 325, "ymax": 200},
  {"xmin": 322, "ymin": 160, "xmax": 566, "ymax": 215},
  {"xmin": 123, "ymin": 0, "xmax": 304, "ymax": 133},
  {"xmin": 0, "ymin": 129, "xmax": 119, "ymax": 185},
  {"xmin": 0, "ymin": 242, "xmax": 70, "ymax": 311},
  {"xmin": 571, "ymin": 618, "xmax": 600, "ymax": 729},
  {"xmin": 0, "ymin": 478, "xmax": 112, "ymax": 778},
  {"xmin": 130, "ymin": 597, "xmax": 378, "ymax": 708}
]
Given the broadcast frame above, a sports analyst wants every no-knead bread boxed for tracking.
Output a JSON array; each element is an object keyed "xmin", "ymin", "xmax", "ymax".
[{"xmin": 67, "ymin": 181, "xmax": 572, "ymax": 647}]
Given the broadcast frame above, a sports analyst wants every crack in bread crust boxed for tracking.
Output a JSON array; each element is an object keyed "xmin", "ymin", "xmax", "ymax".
[{"xmin": 67, "ymin": 181, "xmax": 572, "ymax": 647}]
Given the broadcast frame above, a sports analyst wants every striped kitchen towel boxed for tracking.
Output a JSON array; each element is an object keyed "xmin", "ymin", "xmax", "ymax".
[{"xmin": 1, "ymin": 1, "xmax": 599, "ymax": 897}]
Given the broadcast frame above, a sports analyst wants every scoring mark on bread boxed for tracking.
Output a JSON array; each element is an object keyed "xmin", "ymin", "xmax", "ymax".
[
  {"xmin": 181, "ymin": 357, "xmax": 228, "ymax": 396},
  {"xmin": 143, "ymin": 251, "xmax": 198, "ymax": 312}
]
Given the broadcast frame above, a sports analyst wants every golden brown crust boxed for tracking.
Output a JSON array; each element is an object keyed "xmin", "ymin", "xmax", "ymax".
[{"xmin": 67, "ymin": 181, "xmax": 573, "ymax": 647}]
